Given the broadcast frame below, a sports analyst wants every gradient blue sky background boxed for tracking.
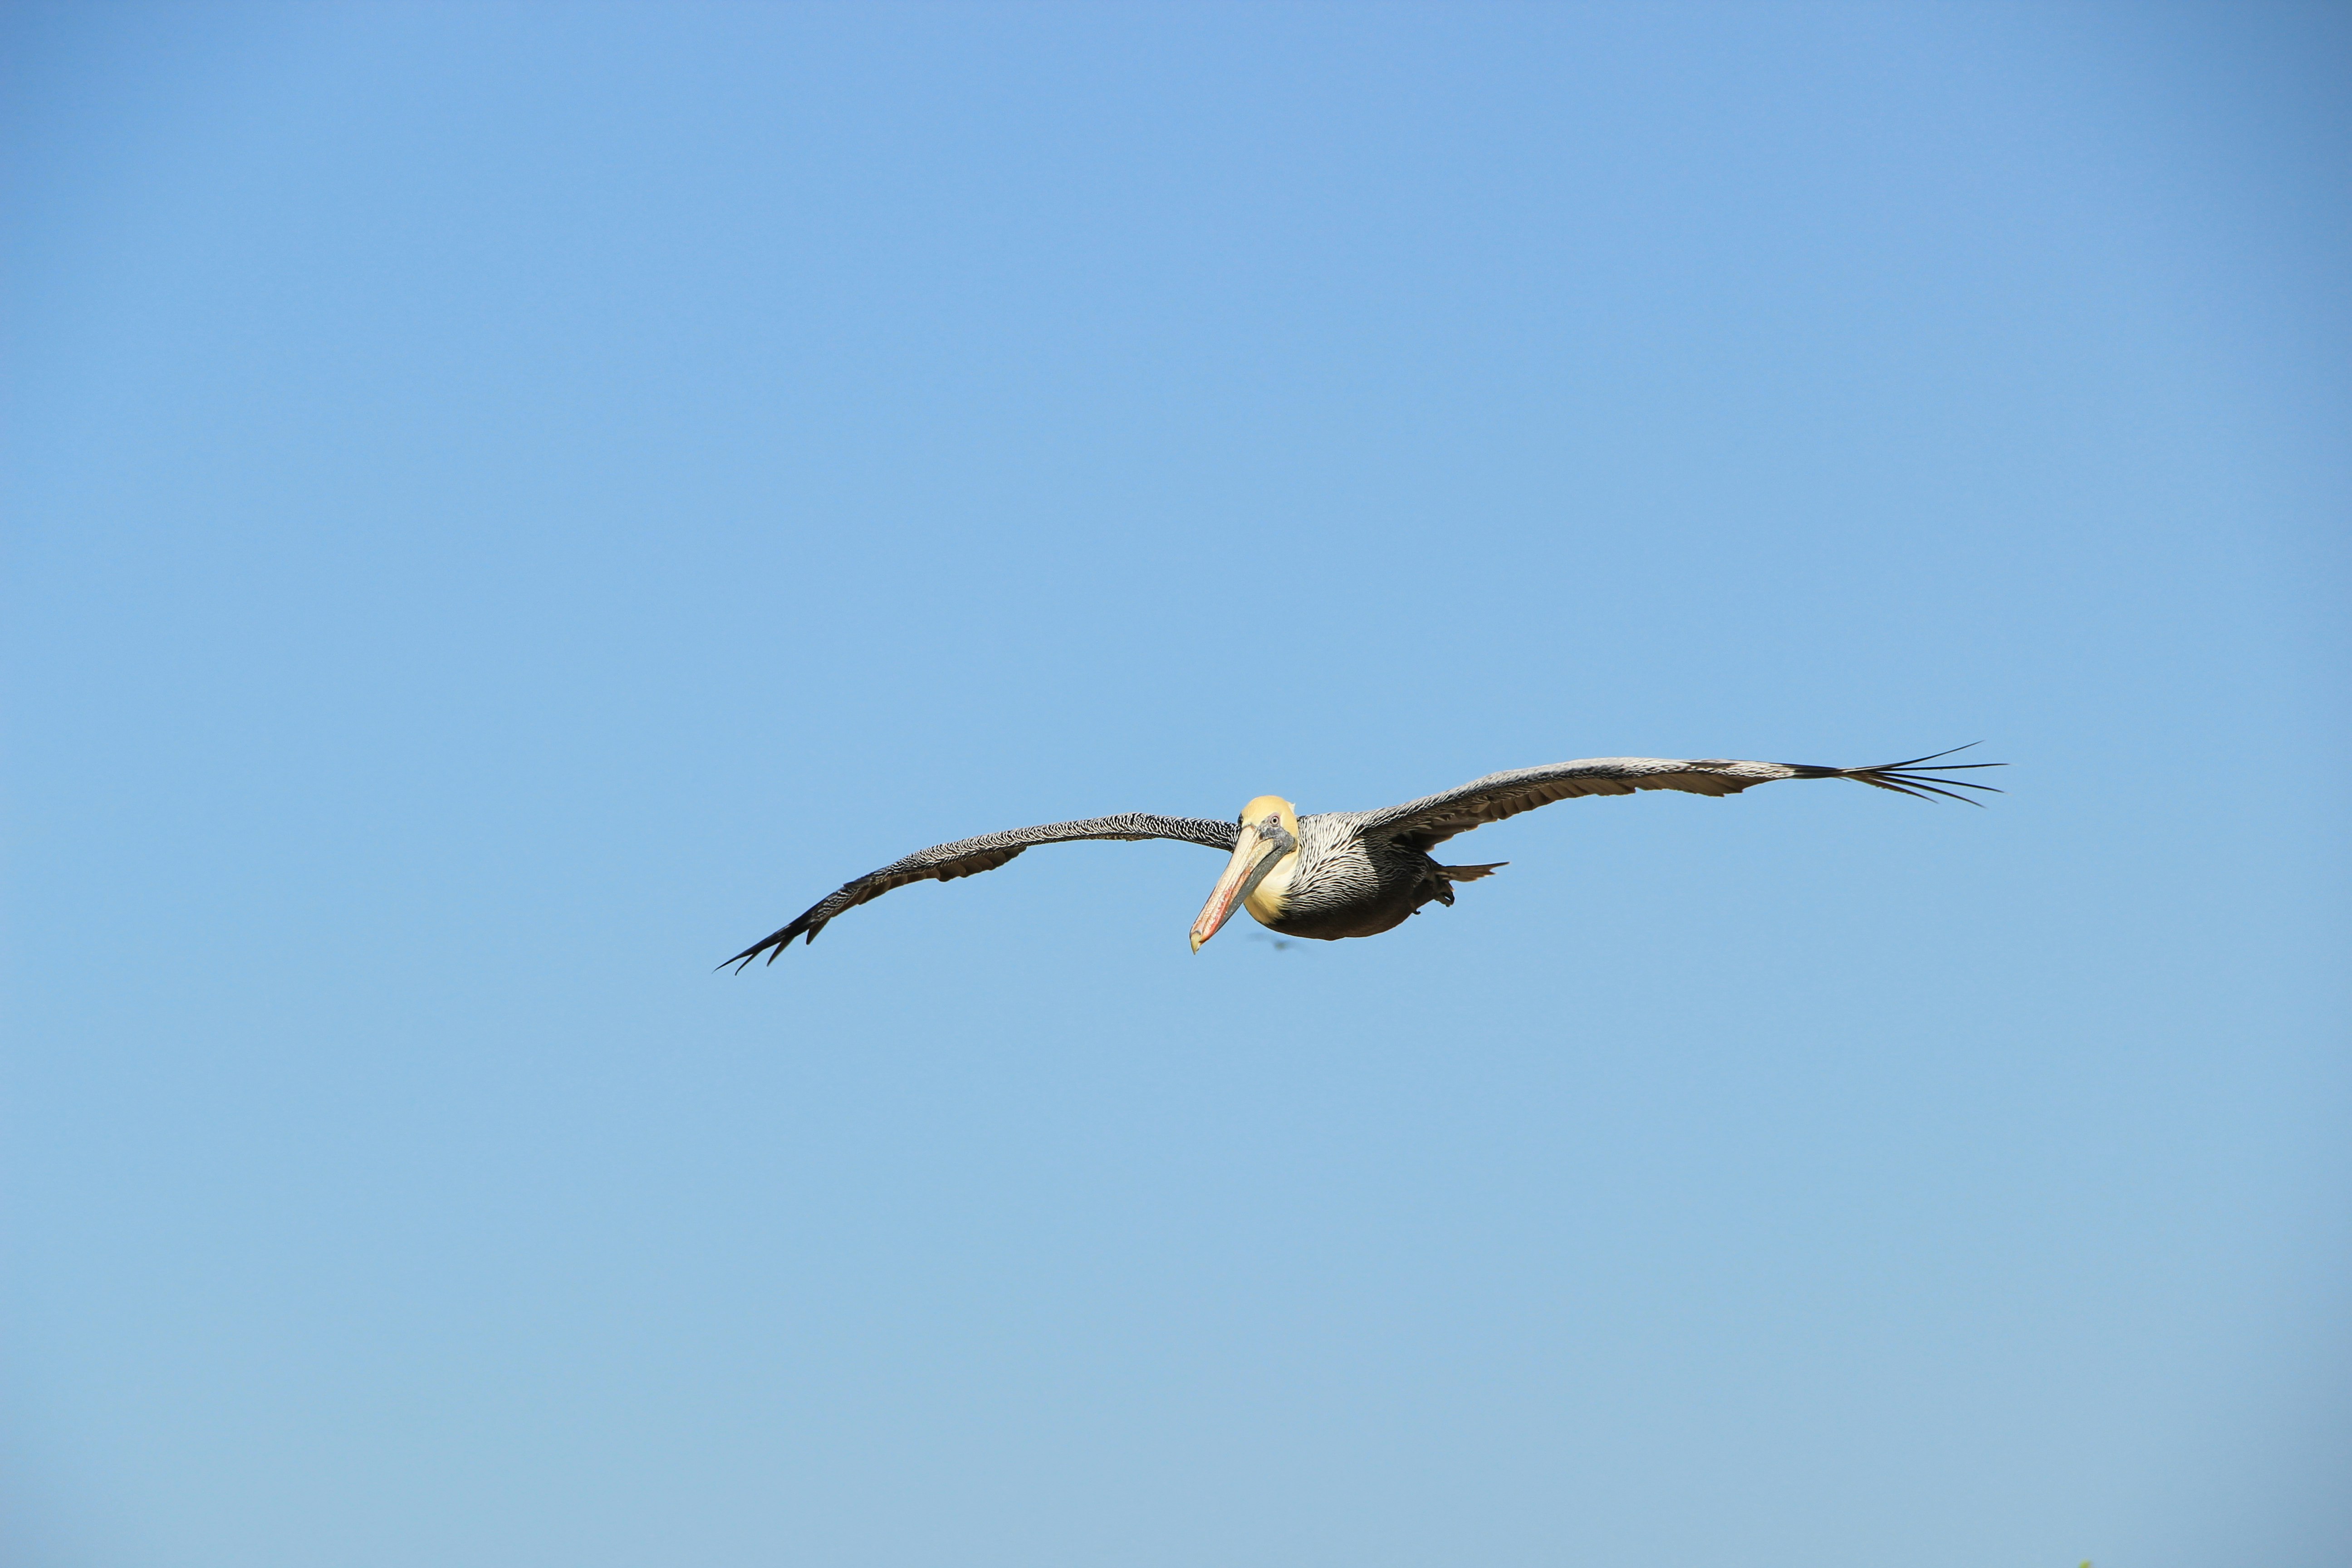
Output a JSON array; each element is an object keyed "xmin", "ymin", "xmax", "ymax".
[{"xmin": 5, "ymin": 5, "xmax": 2347, "ymax": 1565}]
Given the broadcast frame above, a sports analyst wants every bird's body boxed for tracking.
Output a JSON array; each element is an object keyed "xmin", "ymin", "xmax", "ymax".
[
  {"xmin": 721, "ymin": 749, "xmax": 1999, "ymax": 970},
  {"xmin": 1238, "ymin": 811, "xmax": 1498, "ymax": 941}
]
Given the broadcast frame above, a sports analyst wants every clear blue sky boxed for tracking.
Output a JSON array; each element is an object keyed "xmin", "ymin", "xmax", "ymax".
[{"xmin": 5, "ymin": 5, "xmax": 2345, "ymax": 1565}]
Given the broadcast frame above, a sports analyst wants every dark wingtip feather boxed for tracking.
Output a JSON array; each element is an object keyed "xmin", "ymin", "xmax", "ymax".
[
  {"xmin": 1878, "ymin": 742, "xmax": 1983, "ymax": 769},
  {"xmin": 1878, "ymin": 775, "xmax": 1990, "ymax": 806},
  {"xmin": 1836, "ymin": 746, "xmax": 2008, "ymax": 808},
  {"xmin": 719, "ymin": 921, "xmax": 804, "ymax": 974}
]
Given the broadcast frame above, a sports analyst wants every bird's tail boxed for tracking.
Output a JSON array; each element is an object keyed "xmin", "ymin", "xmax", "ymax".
[{"xmin": 1440, "ymin": 862, "xmax": 1507, "ymax": 881}]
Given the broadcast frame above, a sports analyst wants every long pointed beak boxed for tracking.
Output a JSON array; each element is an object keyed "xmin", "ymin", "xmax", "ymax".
[{"xmin": 1190, "ymin": 825, "xmax": 1281, "ymax": 952}]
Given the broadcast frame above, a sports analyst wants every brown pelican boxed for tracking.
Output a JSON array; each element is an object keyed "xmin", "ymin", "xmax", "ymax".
[{"xmin": 721, "ymin": 748, "xmax": 1999, "ymax": 970}]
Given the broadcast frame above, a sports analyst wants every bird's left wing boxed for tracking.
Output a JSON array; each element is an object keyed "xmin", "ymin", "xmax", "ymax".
[
  {"xmin": 722, "ymin": 812, "xmax": 1240, "ymax": 970},
  {"xmin": 1357, "ymin": 748, "xmax": 2002, "ymax": 853}
]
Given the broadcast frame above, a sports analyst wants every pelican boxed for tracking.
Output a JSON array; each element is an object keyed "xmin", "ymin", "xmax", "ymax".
[{"xmin": 721, "ymin": 748, "xmax": 2000, "ymax": 970}]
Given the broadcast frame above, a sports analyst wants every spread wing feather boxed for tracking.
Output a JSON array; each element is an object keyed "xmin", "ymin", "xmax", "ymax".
[
  {"xmin": 1358, "ymin": 747, "xmax": 2004, "ymax": 853},
  {"xmin": 722, "ymin": 813, "xmax": 1240, "ymax": 970}
]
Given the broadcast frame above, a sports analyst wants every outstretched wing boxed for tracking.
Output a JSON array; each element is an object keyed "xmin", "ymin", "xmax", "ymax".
[
  {"xmin": 722, "ymin": 812, "xmax": 1240, "ymax": 970},
  {"xmin": 1357, "ymin": 747, "xmax": 2003, "ymax": 853}
]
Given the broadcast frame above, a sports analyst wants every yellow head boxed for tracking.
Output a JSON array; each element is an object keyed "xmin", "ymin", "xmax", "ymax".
[{"xmin": 1236, "ymin": 795, "xmax": 1300, "ymax": 843}]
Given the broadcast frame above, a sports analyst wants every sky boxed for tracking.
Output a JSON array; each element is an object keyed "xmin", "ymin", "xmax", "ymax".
[{"xmin": 3, "ymin": 3, "xmax": 2346, "ymax": 1565}]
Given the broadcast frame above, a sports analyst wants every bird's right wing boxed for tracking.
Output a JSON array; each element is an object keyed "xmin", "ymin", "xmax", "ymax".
[
  {"xmin": 1357, "ymin": 748, "xmax": 2002, "ymax": 853},
  {"xmin": 722, "ymin": 812, "xmax": 1240, "ymax": 970}
]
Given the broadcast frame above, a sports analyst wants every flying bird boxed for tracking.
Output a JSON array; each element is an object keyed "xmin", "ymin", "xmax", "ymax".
[{"xmin": 720, "ymin": 748, "xmax": 2000, "ymax": 970}]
